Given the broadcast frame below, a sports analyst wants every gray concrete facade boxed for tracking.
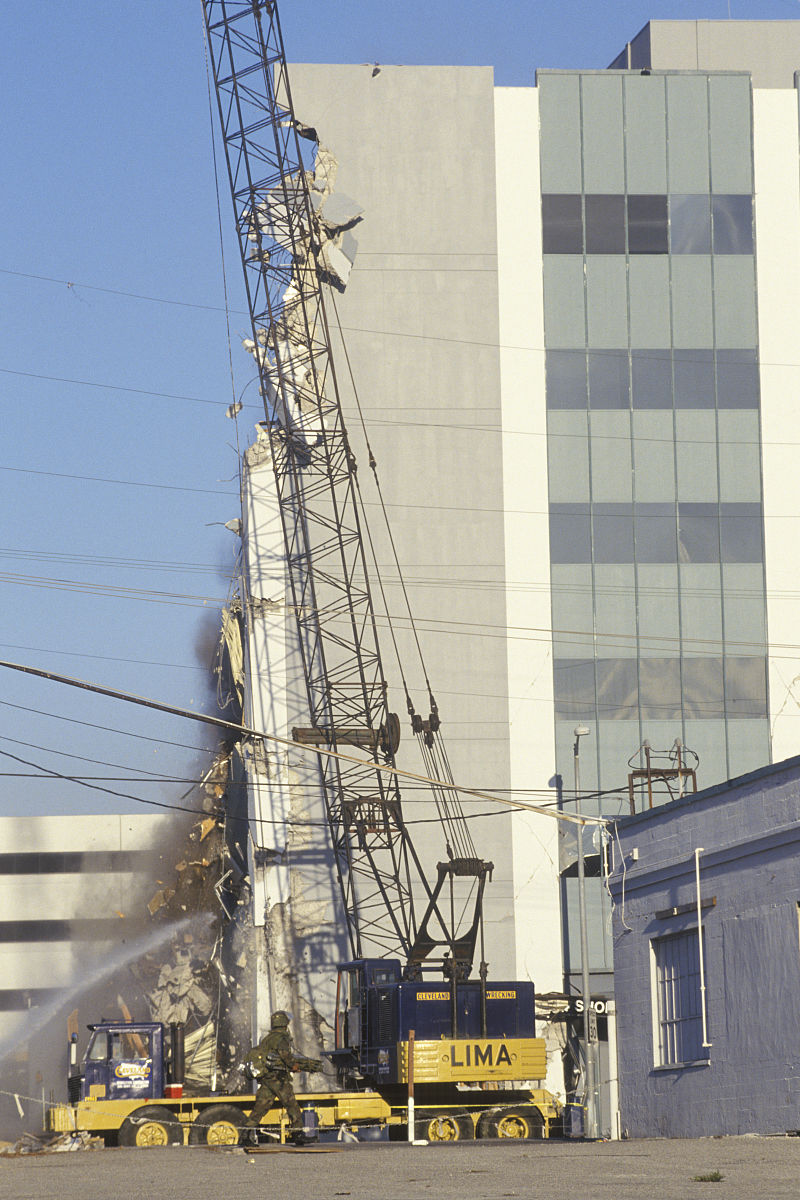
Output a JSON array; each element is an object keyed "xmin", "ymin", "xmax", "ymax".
[
  {"xmin": 285, "ymin": 65, "xmax": 519, "ymax": 972},
  {"xmin": 609, "ymin": 758, "xmax": 800, "ymax": 1137},
  {"xmin": 610, "ymin": 20, "xmax": 800, "ymax": 88}
]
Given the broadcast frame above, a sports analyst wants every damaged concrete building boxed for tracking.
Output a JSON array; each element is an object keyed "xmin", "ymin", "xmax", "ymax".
[{"xmin": 220, "ymin": 19, "xmax": 800, "ymax": 1127}]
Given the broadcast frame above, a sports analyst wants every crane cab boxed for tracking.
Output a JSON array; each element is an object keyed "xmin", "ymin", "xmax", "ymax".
[{"xmin": 330, "ymin": 960, "xmax": 539, "ymax": 1089}]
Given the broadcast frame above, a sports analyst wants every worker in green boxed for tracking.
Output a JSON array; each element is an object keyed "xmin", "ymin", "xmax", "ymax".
[{"xmin": 241, "ymin": 1010, "xmax": 322, "ymax": 1144}]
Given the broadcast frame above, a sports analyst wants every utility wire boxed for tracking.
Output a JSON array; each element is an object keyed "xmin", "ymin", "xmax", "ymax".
[{"xmin": 0, "ymin": 659, "xmax": 605, "ymax": 828}]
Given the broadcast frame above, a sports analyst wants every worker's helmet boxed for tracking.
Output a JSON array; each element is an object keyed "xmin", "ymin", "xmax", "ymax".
[{"xmin": 270, "ymin": 1010, "xmax": 290, "ymax": 1029}]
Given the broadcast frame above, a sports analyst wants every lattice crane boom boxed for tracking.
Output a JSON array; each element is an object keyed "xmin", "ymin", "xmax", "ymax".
[{"xmin": 202, "ymin": 0, "xmax": 489, "ymax": 978}]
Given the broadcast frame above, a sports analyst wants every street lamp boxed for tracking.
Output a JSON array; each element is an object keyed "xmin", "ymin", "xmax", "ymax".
[{"xmin": 573, "ymin": 725, "xmax": 597, "ymax": 1139}]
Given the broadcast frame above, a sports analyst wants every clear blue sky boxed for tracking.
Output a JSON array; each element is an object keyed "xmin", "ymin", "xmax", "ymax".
[{"xmin": 1, "ymin": 0, "xmax": 794, "ymax": 817}]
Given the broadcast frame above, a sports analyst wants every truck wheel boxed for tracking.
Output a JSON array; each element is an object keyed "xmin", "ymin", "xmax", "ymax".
[
  {"xmin": 188, "ymin": 1104, "xmax": 246, "ymax": 1146},
  {"xmin": 415, "ymin": 1112, "xmax": 474, "ymax": 1142},
  {"xmin": 118, "ymin": 1105, "xmax": 183, "ymax": 1147},
  {"xmin": 478, "ymin": 1106, "xmax": 544, "ymax": 1140}
]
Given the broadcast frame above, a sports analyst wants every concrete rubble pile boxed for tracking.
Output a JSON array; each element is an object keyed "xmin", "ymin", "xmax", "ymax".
[
  {"xmin": 130, "ymin": 739, "xmax": 253, "ymax": 1090},
  {"xmin": 0, "ymin": 1130, "xmax": 103, "ymax": 1156}
]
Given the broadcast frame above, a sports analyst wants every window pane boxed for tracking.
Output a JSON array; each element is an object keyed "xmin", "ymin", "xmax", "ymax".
[
  {"xmin": 547, "ymin": 350, "xmax": 587, "ymax": 409},
  {"xmin": 712, "ymin": 194, "xmax": 753, "ymax": 255},
  {"xmin": 653, "ymin": 929, "xmax": 706, "ymax": 1067},
  {"xmin": 595, "ymin": 658, "xmax": 638, "ymax": 718},
  {"xmin": 725, "ymin": 656, "xmax": 767, "ymax": 719},
  {"xmin": 682, "ymin": 657, "xmax": 724, "ymax": 719},
  {"xmin": 585, "ymin": 194, "xmax": 625, "ymax": 253},
  {"xmin": 542, "ymin": 194, "xmax": 583, "ymax": 253},
  {"xmin": 674, "ymin": 349, "xmax": 715, "ymax": 408},
  {"xmin": 716, "ymin": 349, "xmax": 759, "ymax": 409},
  {"xmin": 593, "ymin": 503, "xmax": 634, "ymax": 562},
  {"xmin": 550, "ymin": 505, "xmax": 591, "ymax": 562},
  {"xmin": 553, "ymin": 658, "xmax": 595, "ymax": 719},
  {"xmin": 627, "ymin": 194, "xmax": 668, "ymax": 253},
  {"xmin": 678, "ymin": 503, "xmax": 719, "ymax": 562},
  {"xmin": 588, "ymin": 349, "xmax": 629, "ymax": 409},
  {"xmin": 639, "ymin": 658, "xmax": 681, "ymax": 719},
  {"xmin": 720, "ymin": 504, "xmax": 763, "ymax": 563},
  {"xmin": 670, "ymin": 194, "xmax": 711, "ymax": 254},
  {"xmin": 632, "ymin": 349, "xmax": 672, "ymax": 409},
  {"xmin": 635, "ymin": 503, "xmax": 677, "ymax": 562}
]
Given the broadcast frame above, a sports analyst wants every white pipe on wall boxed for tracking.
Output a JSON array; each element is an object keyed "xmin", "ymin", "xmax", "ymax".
[{"xmin": 695, "ymin": 848, "xmax": 712, "ymax": 1049}]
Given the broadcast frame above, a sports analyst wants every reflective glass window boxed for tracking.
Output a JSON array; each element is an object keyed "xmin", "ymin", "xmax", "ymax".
[
  {"xmin": 550, "ymin": 505, "xmax": 591, "ymax": 562},
  {"xmin": 724, "ymin": 656, "xmax": 768, "ymax": 719},
  {"xmin": 585, "ymin": 194, "xmax": 625, "ymax": 253},
  {"xmin": 553, "ymin": 659, "xmax": 596, "ymax": 719},
  {"xmin": 712, "ymin": 195, "xmax": 753, "ymax": 255},
  {"xmin": 546, "ymin": 350, "xmax": 588, "ymax": 409},
  {"xmin": 720, "ymin": 503, "xmax": 763, "ymax": 563},
  {"xmin": 627, "ymin": 194, "xmax": 668, "ymax": 253},
  {"xmin": 678, "ymin": 503, "xmax": 719, "ymax": 562},
  {"xmin": 542, "ymin": 194, "xmax": 583, "ymax": 253},
  {"xmin": 631, "ymin": 350, "xmax": 672, "ymax": 409},
  {"xmin": 639, "ymin": 658, "xmax": 682, "ymax": 719},
  {"xmin": 635, "ymin": 503, "xmax": 677, "ymax": 562},
  {"xmin": 670, "ymin": 195, "xmax": 711, "ymax": 254},
  {"xmin": 674, "ymin": 350, "xmax": 715, "ymax": 408},
  {"xmin": 716, "ymin": 349, "xmax": 759, "ymax": 409},
  {"xmin": 682, "ymin": 657, "xmax": 725, "ymax": 720},
  {"xmin": 595, "ymin": 659, "xmax": 638, "ymax": 719},
  {"xmin": 593, "ymin": 503, "xmax": 634, "ymax": 563},
  {"xmin": 588, "ymin": 349, "xmax": 629, "ymax": 409}
]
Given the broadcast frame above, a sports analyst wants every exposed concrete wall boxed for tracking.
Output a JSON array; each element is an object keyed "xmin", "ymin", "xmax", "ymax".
[
  {"xmin": 240, "ymin": 432, "xmax": 346, "ymax": 1059},
  {"xmin": 610, "ymin": 757, "xmax": 800, "ymax": 1137},
  {"xmin": 286, "ymin": 64, "xmax": 519, "ymax": 975},
  {"xmin": 755, "ymin": 89, "xmax": 800, "ymax": 766}
]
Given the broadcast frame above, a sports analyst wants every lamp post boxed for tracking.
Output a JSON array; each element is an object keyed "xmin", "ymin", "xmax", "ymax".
[{"xmin": 573, "ymin": 725, "xmax": 597, "ymax": 1139}]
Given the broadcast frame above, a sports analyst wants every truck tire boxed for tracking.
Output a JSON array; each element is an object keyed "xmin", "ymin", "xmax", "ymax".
[
  {"xmin": 188, "ymin": 1104, "xmax": 246, "ymax": 1146},
  {"xmin": 118, "ymin": 1105, "xmax": 183, "ymax": 1147},
  {"xmin": 477, "ymin": 1106, "xmax": 544, "ymax": 1140},
  {"xmin": 415, "ymin": 1112, "xmax": 474, "ymax": 1142}
]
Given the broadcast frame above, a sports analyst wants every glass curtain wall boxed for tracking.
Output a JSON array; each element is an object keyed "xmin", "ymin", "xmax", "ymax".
[{"xmin": 538, "ymin": 70, "xmax": 769, "ymax": 987}]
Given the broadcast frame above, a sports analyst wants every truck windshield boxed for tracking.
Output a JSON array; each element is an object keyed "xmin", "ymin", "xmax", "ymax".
[{"xmin": 110, "ymin": 1030, "xmax": 151, "ymax": 1060}]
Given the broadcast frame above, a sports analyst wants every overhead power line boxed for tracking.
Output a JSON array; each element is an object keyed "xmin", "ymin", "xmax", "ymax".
[{"xmin": 0, "ymin": 658, "xmax": 604, "ymax": 828}]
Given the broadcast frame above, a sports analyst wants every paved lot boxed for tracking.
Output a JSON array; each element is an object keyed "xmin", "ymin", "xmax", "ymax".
[{"xmin": 2, "ymin": 1137, "xmax": 800, "ymax": 1200}]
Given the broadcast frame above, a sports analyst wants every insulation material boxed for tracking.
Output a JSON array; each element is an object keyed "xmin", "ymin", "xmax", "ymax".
[
  {"xmin": 219, "ymin": 606, "xmax": 244, "ymax": 710},
  {"xmin": 150, "ymin": 951, "xmax": 214, "ymax": 1025},
  {"xmin": 240, "ymin": 139, "xmax": 363, "ymax": 448}
]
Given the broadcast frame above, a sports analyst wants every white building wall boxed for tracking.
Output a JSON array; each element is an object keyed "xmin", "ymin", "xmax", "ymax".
[
  {"xmin": 495, "ymin": 86, "xmax": 563, "ymax": 1098},
  {"xmin": 240, "ymin": 435, "xmax": 348, "ymax": 1053},
  {"xmin": 754, "ymin": 89, "xmax": 800, "ymax": 763}
]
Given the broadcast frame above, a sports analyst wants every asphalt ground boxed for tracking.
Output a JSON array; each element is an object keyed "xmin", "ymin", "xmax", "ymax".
[{"xmin": 2, "ymin": 1136, "xmax": 800, "ymax": 1200}]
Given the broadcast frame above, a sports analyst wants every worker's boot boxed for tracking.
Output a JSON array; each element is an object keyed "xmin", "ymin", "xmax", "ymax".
[{"xmin": 239, "ymin": 1125, "xmax": 259, "ymax": 1147}]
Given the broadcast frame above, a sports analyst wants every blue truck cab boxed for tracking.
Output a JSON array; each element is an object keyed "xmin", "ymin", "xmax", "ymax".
[{"xmin": 79, "ymin": 1022, "xmax": 166, "ymax": 1103}]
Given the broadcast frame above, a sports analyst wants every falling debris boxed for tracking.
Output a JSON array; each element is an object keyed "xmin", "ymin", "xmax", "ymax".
[
  {"xmin": 198, "ymin": 817, "xmax": 217, "ymax": 843},
  {"xmin": 147, "ymin": 887, "xmax": 176, "ymax": 916}
]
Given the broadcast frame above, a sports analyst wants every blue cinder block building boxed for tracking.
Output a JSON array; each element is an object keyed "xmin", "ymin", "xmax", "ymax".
[{"xmin": 609, "ymin": 755, "xmax": 800, "ymax": 1137}]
